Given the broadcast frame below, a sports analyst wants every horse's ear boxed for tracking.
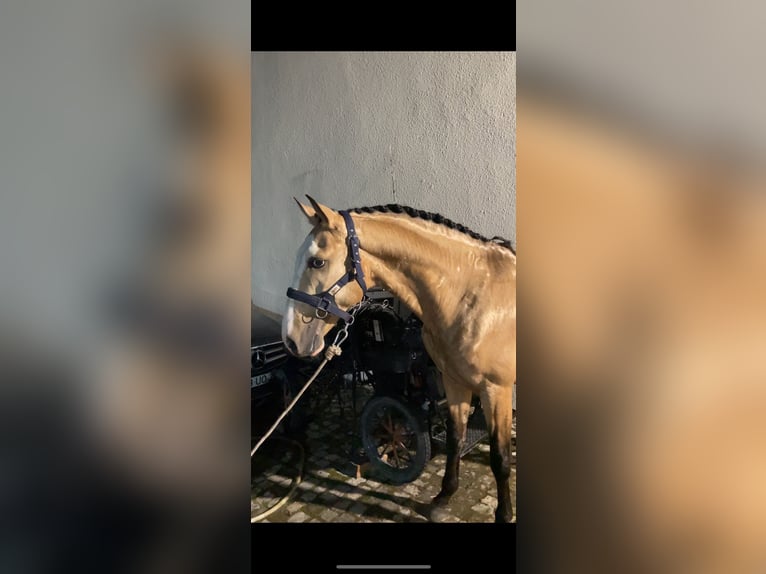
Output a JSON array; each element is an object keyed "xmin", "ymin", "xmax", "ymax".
[
  {"xmin": 305, "ymin": 195, "xmax": 342, "ymax": 229},
  {"xmin": 306, "ymin": 195, "xmax": 332, "ymax": 225},
  {"xmin": 294, "ymin": 197, "xmax": 319, "ymax": 225}
]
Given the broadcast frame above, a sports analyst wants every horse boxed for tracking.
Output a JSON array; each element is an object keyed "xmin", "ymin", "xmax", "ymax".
[{"xmin": 282, "ymin": 196, "xmax": 516, "ymax": 523}]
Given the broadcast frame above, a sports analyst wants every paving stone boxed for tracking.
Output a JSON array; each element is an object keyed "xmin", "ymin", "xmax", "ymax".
[
  {"xmin": 380, "ymin": 500, "xmax": 400, "ymax": 513},
  {"xmin": 319, "ymin": 509, "xmax": 339, "ymax": 521},
  {"xmin": 251, "ymin": 384, "xmax": 514, "ymax": 524},
  {"xmin": 471, "ymin": 503, "xmax": 493, "ymax": 514},
  {"xmin": 286, "ymin": 501, "xmax": 303, "ymax": 514},
  {"xmin": 403, "ymin": 484, "xmax": 420, "ymax": 496},
  {"xmin": 300, "ymin": 491, "xmax": 318, "ymax": 503},
  {"xmin": 318, "ymin": 490, "xmax": 335, "ymax": 502}
]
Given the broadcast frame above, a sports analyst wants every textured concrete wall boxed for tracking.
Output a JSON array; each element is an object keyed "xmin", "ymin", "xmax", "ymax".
[{"xmin": 252, "ymin": 52, "xmax": 516, "ymax": 314}]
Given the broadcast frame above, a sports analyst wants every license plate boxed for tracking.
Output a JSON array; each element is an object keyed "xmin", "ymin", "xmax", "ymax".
[{"xmin": 251, "ymin": 372, "xmax": 272, "ymax": 389}]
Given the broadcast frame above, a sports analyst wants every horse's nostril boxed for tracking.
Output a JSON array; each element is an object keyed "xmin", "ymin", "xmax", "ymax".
[{"xmin": 285, "ymin": 337, "xmax": 299, "ymax": 355}]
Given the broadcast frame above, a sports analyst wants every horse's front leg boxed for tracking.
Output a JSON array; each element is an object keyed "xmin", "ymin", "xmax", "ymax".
[{"xmin": 432, "ymin": 380, "xmax": 472, "ymax": 514}]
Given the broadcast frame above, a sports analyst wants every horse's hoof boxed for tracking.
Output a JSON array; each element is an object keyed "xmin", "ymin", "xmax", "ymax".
[
  {"xmin": 429, "ymin": 505, "xmax": 451, "ymax": 523},
  {"xmin": 495, "ymin": 511, "xmax": 514, "ymax": 524}
]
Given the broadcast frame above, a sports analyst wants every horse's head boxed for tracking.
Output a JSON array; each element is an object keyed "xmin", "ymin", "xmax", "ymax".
[{"xmin": 282, "ymin": 196, "xmax": 366, "ymax": 358}]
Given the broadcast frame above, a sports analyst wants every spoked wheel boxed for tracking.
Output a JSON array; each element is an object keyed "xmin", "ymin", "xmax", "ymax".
[{"xmin": 360, "ymin": 395, "xmax": 431, "ymax": 484}]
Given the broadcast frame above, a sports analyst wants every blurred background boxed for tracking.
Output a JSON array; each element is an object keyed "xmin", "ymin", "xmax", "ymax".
[
  {"xmin": 518, "ymin": 2, "xmax": 766, "ymax": 573},
  {"xmin": 0, "ymin": 2, "xmax": 249, "ymax": 573},
  {"xmin": 3, "ymin": 0, "xmax": 766, "ymax": 571}
]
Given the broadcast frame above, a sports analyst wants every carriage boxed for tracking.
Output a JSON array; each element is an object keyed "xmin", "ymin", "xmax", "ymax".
[{"xmin": 336, "ymin": 291, "xmax": 489, "ymax": 484}]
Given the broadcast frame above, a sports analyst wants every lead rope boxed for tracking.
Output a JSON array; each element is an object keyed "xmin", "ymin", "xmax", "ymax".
[{"xmin": 250, "ymin": 300, "xmax": 365, "ymax": 458}]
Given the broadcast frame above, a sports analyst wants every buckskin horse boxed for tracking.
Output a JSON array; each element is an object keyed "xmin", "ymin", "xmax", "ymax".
[{"xmin": 282, "ymin": 196, "xmax": 516, "ymax": 523}]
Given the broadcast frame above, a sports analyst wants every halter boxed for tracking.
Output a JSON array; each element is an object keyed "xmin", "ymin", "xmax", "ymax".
[{"xmin": 286, "ymin": 210, "xmax": 367, "ymax": 323}]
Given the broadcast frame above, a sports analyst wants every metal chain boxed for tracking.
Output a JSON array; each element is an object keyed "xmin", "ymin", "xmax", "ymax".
[
  {"xmin": 251, "ymin": 296, "xmax": 368, "ymax": 458},
  {"xmin": 328, "ymin": 296, "xmax": 367, "ymax": 349}
]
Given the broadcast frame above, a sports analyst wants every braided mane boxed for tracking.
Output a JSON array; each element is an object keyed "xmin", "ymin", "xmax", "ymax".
[{"xmin": 350, "ymin": 204, "xmax": 515, "ymax": 254}]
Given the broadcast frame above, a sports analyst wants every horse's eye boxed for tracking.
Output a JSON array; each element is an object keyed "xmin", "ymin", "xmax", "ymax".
[{"xmin": 308, "ymin": 257, "xmax": 326, "ymax": 269}]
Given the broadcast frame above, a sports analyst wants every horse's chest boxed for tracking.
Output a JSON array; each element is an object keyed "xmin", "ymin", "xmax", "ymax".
[{"xmin": 422, "ymin": 326, "xmax": 485, "ymax": 385}]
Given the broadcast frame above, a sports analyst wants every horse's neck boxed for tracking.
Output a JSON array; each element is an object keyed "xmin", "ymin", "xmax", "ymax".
[{"xmin": 355, "ymin": 215, "xmax": 488, "ymax": 330}]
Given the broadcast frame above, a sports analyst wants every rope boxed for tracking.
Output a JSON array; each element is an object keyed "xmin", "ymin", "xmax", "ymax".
[
  {"xmin": 251, "ymin": 437, "xmax": 305, "ymax": 523},
  {"xmin": 249, "ymin": 345, "xmax": 343, "ymax": 523},
  {"xmin": 250, "ymin": 299, "xmax": 363, "ymax": 522},
  {"xmin": 250, "ymin": 344, "xmax": 342, "ymax": 458}
]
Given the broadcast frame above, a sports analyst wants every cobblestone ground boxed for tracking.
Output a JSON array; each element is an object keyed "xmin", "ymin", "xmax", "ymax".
[{"xmin": 251, "ymin": 383, "xmax": 516, "ymax": 523}]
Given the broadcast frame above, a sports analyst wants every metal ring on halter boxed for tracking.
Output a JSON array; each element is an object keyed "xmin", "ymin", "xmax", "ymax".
[
  {"xmin": 301, "ymin": 314, "xmax": 314, "ymax": 324},
  {"xmin": 315, "ymin": 308, "xmax": 328, "ymax": 319}
]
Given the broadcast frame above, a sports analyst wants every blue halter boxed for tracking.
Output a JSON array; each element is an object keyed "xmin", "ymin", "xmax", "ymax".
[{"xmin": 286, "ymin": 210, "xmax": 367, "ymax": 323}]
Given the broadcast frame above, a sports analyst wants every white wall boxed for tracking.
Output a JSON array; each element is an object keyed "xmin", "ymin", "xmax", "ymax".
[{"xmin": 252, "ymin": 52, "xmax": 516, "ymax": 315}]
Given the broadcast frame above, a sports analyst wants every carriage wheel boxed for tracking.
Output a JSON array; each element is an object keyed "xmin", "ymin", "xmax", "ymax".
[{"xmin": 360, "ymin": 395, "xmax": 431, "ymax": 485}]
